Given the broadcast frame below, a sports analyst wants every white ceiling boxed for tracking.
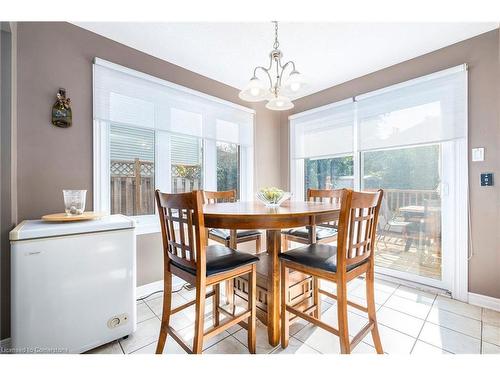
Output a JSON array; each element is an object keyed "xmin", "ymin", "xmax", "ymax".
[{"xmin": 74, "ymin": 22, "xmax": 498, "ymax": 99}]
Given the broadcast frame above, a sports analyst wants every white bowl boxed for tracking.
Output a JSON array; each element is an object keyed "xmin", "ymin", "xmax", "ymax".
[{"xmin": 256, "ymin": 191, "xmax": 292, "ymax": 208}]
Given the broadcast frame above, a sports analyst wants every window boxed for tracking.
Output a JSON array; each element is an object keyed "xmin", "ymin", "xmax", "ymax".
[
  {"xmin": 93, "ymin": 58, "xmax": 254, "ymax": 231},
  {"xmin": 304, "ymin": 156, "xmax": 353, "ymax": 195},
  {"xmin": 171, "ymin": 135, "xmax": 203, "ymax": 193},
  {"xmin": 109, "ymin": 124, "xmax": 155, "ymax": 216},
  {"xmin": 216, "ymin": 142, "xmax": 240, "ymax": 197},
  {"xmin": 289, "ymin": 65, "xmax": 468, "ymax": 293}
]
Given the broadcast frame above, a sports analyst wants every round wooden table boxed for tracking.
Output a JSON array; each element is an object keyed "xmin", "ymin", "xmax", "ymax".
[{"xmin": 203, "ymin": 201, "xmax": 340, "ymax": 346}]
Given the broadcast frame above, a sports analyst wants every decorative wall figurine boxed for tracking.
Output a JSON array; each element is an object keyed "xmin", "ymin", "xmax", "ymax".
[{"xmin": 51, "ymin": 88, "xmax": 72, "ymax": 128}]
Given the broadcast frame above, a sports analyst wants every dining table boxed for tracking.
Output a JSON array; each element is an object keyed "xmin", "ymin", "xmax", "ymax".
[{"xmin": 203, "ymin": 200, "xmax": 341, "ymax": 346}]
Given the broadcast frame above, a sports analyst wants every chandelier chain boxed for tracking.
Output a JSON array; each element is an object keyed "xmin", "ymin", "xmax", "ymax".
[{"xmin": 273, "ymin": 21, "xmax": 279, "ymax": 50}]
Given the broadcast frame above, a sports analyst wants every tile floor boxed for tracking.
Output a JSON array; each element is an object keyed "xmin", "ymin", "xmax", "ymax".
[{"xmin": 87, "ymin": 277, "xmax": 500, "ymax": 355}]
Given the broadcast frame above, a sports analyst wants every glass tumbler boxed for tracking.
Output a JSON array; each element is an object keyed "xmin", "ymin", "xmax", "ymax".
[{"xmin": 63, "ymin": 190, "xmax": 87, "ymax": 215}]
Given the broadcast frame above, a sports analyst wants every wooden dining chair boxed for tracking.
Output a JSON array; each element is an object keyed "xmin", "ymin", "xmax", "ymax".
[
  {"xmin": 279, "ymin": 189, "xmax": 384, "ymax": 354},
  {"xmin": 203, "ymin": 190, "xmax": 262, "ymax": 253},
  {"xmin": 281, "ymin": 188, "xmax": 342, "ymax": 250},
  {"xmin": 155, "ymin": 189, "xmax": 259, "ymax": 354}
]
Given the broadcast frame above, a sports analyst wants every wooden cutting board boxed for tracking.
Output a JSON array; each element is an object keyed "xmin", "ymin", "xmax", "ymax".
[{"xmin": 41, "ymin": 211, "xmax": 104, "ymax": 222}]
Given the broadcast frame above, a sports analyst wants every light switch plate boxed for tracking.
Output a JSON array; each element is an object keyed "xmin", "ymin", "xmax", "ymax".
[{"xmin": 472, "ymin": 147, "xmax": 484, "ymax": 162}]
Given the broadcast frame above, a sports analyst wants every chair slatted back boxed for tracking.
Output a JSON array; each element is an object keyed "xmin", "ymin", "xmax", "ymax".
[
  {"xmin": 336, "ymin": 189, "xmax": 384, "ymax": 269},
  {"xmin": 155, "ymin": 190, "xmax": 206, "ymax": 272},
  {"xmin": 203, "ymin": 190, "xmax": 236, "ymax": 204},
  {"xmin": 307, "ymin": 188, "xmax": 342, "ymax": 204},
  {"xmin": 307, "ymin": 189, "xmax": 343, "ymax": 228}
]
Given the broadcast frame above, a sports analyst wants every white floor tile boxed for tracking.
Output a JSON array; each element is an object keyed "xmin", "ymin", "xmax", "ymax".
[
  {"xmin": 362, "ymin": 324, "xmax": 415, "ymax": 354},
  {"xmin": 393, "ymin": 285, "xmax": 436, "ymax": 304},
  {"xmin": 132, "ymin": 338, "xmax": 186, "ymax": 354},
  {"xmin": 289, "ymin": 316, "xmax": 310, "ymax": 336},
  {"xmin": 294, "ymin": 325, "xmax": 342, "ymax": 354},
  {"xmin": 203, "ymin": 336, "xmax": 249, "ymax": 354},
  {"xmin": 348, "ymin": 277, "xmax": 367, "ymax": 292},
  {"xmin": 321, "ymin": 305, "xmax": 369, "ymax": 333},
  {"xmin": 137, "ymin": 301, "xmax": 155, "ymax": 323},
  {"xmin": 86, "ymin": 340, "xmax": 123, "ymax": 354},
  {"xmin": 376, "ymin": 306, "xmax": 425, "ymax": 337},
  {"xmin": 348, "ymin": 295, "xmax": 381, "ymax": 314},
  {"xmin": 271, "ymin": 337, "xmax": 321, "ymax": 354},
  {"xmin": 373, "ymin": 279, "xmax": 399, "ymax": 294},
  {"xmin": 120, "ymin": 317, "xmax": 161, "ymax": 354},
  {"xmin": 482, "ymin": 323, "xmax": 500, "ymax": 346},
  {"xmin": 432, "ymin": 295, "xmax": 482, "ymax": 320},
  {"xmin": 411, "ymin": 340, "xmax": 451, "ymax": 354},
  {"xmin": 225, "ymin": 324, "xmax": 243, "ymax": 335},
  {"xmin": 176, "ymin": 321, "xmax": 230, "ymax": 351},
  {"xmin": 482, "ymin": 341, "xmax": 500, "ymax": 354},
  {"xmin": 418, "ymin": 322, "xmax": 480, "ymax": 354},
  {"xmin": 350, "ymin": 285, "xmax": 392, "ymax": 305},
  {"xmin": 426, "ymin": 307, "xmax": 481, "ymax": 339},
  {"xmin": 384, "ymin": 294, "xmax": 433, "ymax": 319},
  {"xmin": 145, "ymin": 296, "xmax": 194, "ymax": 331},
  {"xmin": 482, "ymin": 308, "xmax": 500, "ymax": 327},
  {"xmin": 233, "ymin": 320, "xmax": 277, "ymax": 354}
]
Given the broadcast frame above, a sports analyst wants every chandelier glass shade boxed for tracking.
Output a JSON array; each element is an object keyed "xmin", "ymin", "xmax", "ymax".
[{"xmin": 239, "ymin": 21, "xmax": 306, "ymax": 111}]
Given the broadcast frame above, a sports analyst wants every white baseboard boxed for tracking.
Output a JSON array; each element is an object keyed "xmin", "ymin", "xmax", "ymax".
[
  {"xmin": 136, "ymin": 277, "xmax": 185, "ymax": 299},
  {"xmin": 0, "ymin": 337, "xmax": 11, "ymax": 350},
  {"xmin": 468, "ymin": 292, "xmax": 500, "ymax": 312}
]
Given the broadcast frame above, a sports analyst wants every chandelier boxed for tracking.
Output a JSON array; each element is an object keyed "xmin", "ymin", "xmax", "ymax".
[{"xmin": 239, "ymin": 21, "xmax": 306, "ymax": 111}]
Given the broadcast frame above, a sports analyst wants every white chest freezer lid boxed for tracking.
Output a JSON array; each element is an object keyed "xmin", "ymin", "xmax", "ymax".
[{"xmin": 10, "ymin": 214, "xmax": 136, "ymax": 241}]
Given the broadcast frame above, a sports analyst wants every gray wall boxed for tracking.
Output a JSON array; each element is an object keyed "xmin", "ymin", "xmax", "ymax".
[
  {"xmin": 0, "ymin": 21, "xmax": 281, "ymax": 340},
  {"xmin": 279, "ymin": 29, "xmax": 500, "ymax": 299}
]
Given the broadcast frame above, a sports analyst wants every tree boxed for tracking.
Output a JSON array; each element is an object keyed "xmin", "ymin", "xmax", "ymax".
[{"xmin": 216, "ymin": 143, "xmax": 239, "ymax": 197}]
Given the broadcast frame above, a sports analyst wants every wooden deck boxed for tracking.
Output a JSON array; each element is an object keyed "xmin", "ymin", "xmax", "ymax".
[{"xmin": 374, "ymin": 233, "xmax": 441, "ymax": 280}]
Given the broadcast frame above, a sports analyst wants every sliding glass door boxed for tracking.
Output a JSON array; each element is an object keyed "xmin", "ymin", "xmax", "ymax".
[
  {"xmin": 289, "ymin": 66, "xmax": 468, "ymax": 294},
  {"xmin": 361, "ymin": 144, "xmax": 443, "ymax": 283}
]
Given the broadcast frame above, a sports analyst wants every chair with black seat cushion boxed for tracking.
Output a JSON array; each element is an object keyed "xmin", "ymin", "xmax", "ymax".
[
  {"xmin": 279, "ymin": 189, "xmax": 384, "ymax": 354},
  {"xmin": 281, "ymin": 189, "xmax": 342, "ymax": 251},
  {"xmin": 204, "ymin": 190, "xmax": 262, "ymax": 253},
  {"xmin": 155, "ymin": 189, "xmax": 259, "ymax": 354}
]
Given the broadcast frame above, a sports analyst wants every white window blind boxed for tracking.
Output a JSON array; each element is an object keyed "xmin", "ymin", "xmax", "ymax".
[
  {"xmin": 290, "ymin": 99, "xmax": 355, "ymax": 159},
  {"xmin": 290, "ymin": 65, "xmax": 467, "ymax": 159},
  {"xmin": 93, "ymin": 58, "xmax": 254, "ymax": 147},
  {"xmin": 109, "ymin": 124, "xmax": 155, "ymax": 162},
  {"xmin": 357, "ymin": 66, "xmax": 467, "ymax": 151}
]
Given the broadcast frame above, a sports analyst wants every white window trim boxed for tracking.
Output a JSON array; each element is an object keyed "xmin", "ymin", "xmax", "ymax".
[
  {"xmin": 93, "ymin": 60, "xmax": 255, "ymax": 235},
  {"xmin": 288, "ymin": 66, "xmax": 469, "ymax": 300}
]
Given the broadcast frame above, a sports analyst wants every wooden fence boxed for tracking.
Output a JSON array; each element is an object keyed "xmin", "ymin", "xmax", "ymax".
[
  {"xmin": 110, "ymin": 159, "xmax": 201, "ymax": 215},
  {"xmin": 110, "ymin": 159, "xmax": 155, "ymax": 216},
  {"xmin": 384, "ymin": 188, "xmax": 440, "ymax": 213}
]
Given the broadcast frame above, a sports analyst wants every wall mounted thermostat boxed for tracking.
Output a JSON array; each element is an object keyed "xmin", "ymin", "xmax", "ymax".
[
  {"xmin": 480, "ymin": 173, "xmax": 493, "ymax": 186},
  {"xmin": 472, "ymin": 148, "xmax": 485, "ymax": 162}
]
